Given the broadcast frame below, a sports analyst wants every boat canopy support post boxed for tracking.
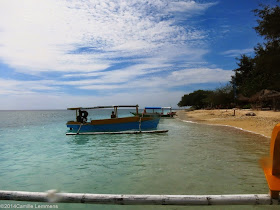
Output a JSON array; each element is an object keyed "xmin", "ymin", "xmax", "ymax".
[
  {"xmin": 114, "ymin": 106, "xmax": 118, "ymax": 118},
  {"xmin": 0, "ymin": 191, "xmax": 278, "ymax": 205},
  {"xmin": 139, "ymin": 117, "xmax": 142, "ymax": 132}
]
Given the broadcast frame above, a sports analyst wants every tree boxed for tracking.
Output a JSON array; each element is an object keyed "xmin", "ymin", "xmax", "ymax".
[
  {"xmin": 254, "ymin": 41, "xmax": 280, "ymax": 91},
  {"xmin": 177, "ymin": 90, "xmax": 212, "ymax": 109},
  {"xmin": 231, "ymin": 1, "xmax": 280, "ymax": 98},
  {"xmin": 231, "ymin": 55, "xmax": 255, "ymax": 97},
  {"xmin": 254, "ymin": 3, "xmax": 280, "ymax": 42},
  {"xmin": 178, "ymin": 85, "xmax": 234, "ymax": 109},
  {"xmin": 207, "ymin": 84, "xmax": 234, "ymax": 108},
  {"xmin": 253, "ymin": 2, "xmax": 280, "ymax": 92}
]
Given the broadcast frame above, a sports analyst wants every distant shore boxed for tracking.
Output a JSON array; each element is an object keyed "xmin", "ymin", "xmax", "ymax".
[{"xmin": 176, "ymin": 109, "xmax": 280, "ymax": 138}]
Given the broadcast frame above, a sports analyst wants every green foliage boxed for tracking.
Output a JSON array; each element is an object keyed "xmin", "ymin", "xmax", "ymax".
[
  {"xmin": 254, "ymin": 41, "xmax": 280, "ymax": 91},
  {"xmin": 206, "ymin": 84, "xmax": 234, "ymax": 108},
  {"xmin": 242, "ymin": 104, "xmax": 252, "ymax": 109},
  {"xmin": 178, "ymin": 85, "xmax": 234, "ymax": 109},
  {"xmin": 254, "ymin": 4, "xmax": 280, "ymax": 41},
  {"xmin": 231, "ymin": 1, "xmax": 280, "ymax": 97},
  {"xmin": 231, "ymin": 55, "xmax": 255, "ymax": 96},
  {"xmin": 177, "ymin": 90, "xmax": 212, "ymax": 109}
]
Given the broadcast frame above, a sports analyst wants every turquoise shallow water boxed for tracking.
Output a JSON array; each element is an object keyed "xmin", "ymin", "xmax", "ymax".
[{"xmin": 0, "ymin": 110, "xmax": 275, "ymax": 209}]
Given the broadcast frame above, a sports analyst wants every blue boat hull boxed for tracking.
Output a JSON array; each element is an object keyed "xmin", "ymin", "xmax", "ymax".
[{"xmin": 67, "ymin": 117, "xmax": 160, "ymax": 132}]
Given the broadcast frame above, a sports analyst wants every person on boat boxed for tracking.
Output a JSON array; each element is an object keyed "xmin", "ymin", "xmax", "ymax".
[
  {"xmin": 111, "ymin": 111, "xmax": 116, "ymax": 118},
  {"xmin": 77, "ymin": 109, "xmax": 88, "ymax": 123},
  {"xmin": 141, "ymin": 108, "xmax": 146, "ymax": 117}
]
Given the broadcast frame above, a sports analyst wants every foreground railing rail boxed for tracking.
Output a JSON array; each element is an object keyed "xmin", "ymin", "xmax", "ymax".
[{"xmin": 0, "ymin": 190, "xmax": 278, "ymax": 205}]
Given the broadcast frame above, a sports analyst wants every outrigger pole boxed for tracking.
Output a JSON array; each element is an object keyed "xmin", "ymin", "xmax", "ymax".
[{"xmin": 66, "ymin": 130, "xmax": 168, "ymax": 135}]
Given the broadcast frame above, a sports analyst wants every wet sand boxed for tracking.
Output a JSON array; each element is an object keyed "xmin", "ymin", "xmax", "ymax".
[{"xmin": 176, "ymin": 109, "xmax": 280, "ymax": 138}]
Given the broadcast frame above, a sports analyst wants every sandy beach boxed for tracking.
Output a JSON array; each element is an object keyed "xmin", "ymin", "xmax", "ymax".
[{"xmin": 176, "ymin": 109, "xmax": 280, "ymax": 138}]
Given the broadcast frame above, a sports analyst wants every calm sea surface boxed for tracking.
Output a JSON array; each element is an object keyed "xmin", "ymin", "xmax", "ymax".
[{"xmin": 0, "ymin": 110, "xmax": 275, "ymax": 209}]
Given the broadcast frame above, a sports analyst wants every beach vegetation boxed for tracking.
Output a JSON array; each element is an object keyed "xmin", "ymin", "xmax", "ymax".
[
  {"xmin": 242, "ymin": 104, "xmax": 252, "ymax": 109},
  {"xmin": 177, "ymin": 90, "xmax": 212, "ymax": 109},
  {"xmin": 178, "ymin": 84, "xmax": 234, "ymax": 109},
  {"xmin": 206, "ymin": 84, "xmax": 235, "ymax": 108}
]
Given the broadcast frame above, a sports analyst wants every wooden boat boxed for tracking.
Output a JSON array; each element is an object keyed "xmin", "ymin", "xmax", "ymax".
[
  {"xmin": 131, "ymin": 107, "xmax": 176, "ymax": 118},
  {"xmin": 66, "ymin": 105, "xmax": 160, "ymax": 133}
]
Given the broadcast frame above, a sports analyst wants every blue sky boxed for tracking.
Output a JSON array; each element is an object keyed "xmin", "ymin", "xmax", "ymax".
[{"xmin": 0, "ymin": 0, "xmax": 265, "ymax": 109}]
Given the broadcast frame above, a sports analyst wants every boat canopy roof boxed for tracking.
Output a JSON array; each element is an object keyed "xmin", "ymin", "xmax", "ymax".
[
  {"xmin": 145, "ymin": 107, "xmax": 162, "ymax": 110},
  {"xmin": 67, "ymin": 105, "xmax": 139, "ymax": 110}
]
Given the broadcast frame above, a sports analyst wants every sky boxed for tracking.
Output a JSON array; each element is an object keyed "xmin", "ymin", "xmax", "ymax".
[{"xmin": 0, "ymin": 0, "xmax": 266, "ymax": 110}]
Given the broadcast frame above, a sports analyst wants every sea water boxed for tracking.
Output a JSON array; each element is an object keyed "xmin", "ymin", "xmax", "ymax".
[{"xmin": 0, "ymin": 110, "xmax": 275, "ymax": 210}]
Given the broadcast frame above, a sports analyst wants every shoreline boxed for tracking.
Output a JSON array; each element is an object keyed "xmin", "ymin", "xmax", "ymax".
[{"xmin": 176, "ymin": 109, "xmax": 280, "ymax": 138}]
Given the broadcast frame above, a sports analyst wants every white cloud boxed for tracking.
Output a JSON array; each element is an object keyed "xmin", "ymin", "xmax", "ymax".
[
  {"xmin": 222, "ymin": 48, "xmax": 254, "ymax": 57},
  {"xmin": 0, "ymin": 78, "xmax": 58, "ymax": 95},
  {"xmin": 168, "ymin": 1, "xmax": 217, "ymax": 13},
  {"xmin": 169, "ymin": 68, "xmax": 233, "ymax": 85},
  {"xmin": 0, "ymin": 66, "xmax": 232, "ymax": 98},
  {"xmin": 61, "ymin": 67, "xmax": 233, "ymax": 91},
  {"xmin": 62, "ymin": 63, "xmax": 171, "ymax": 86},
  {"xmin": 124, "ymin": 68, "xmax": 233, "ymax": 90},
  {"xmin": 0, "ymin": 91, "xmax": 184, "ymax": 110},
  {"xmin": 0, "ymin": 0, "xmax": 223, "ymax": 109},
  {"xmin": 0, "ymin": 0, "xmax": 212, "ymax": 74}
]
